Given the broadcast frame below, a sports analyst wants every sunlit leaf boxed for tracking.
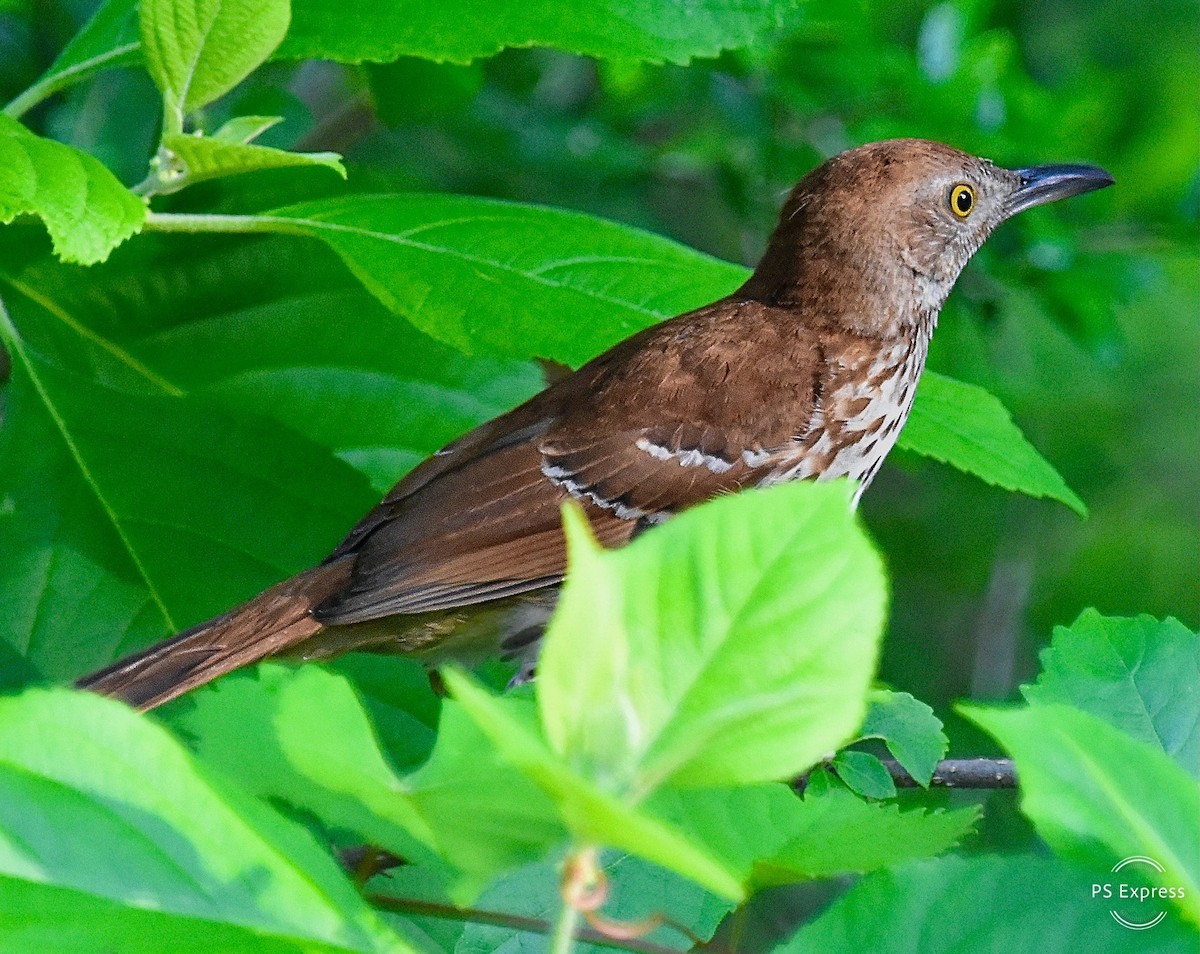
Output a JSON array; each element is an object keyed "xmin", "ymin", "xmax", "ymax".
[
  {"xmin": 0, "ymin": 688, "xmax": 407, "ymax": 953},
  {"xmin": 158, "ymin": 131, "xmax": 344, "ymax": 193},
  {"xmin": 539, "ymin": 482, "xmax": 886, "ymax": 792},
  {"xmin": 0, "ymin": 116, "xmax": 143, "ymax": 264},
  {"xmin": 442, "ymin": 668, "xmax": 745, "ymax": 900},
  {"xmin": 897, "ymin": 371, "xmax": 1086, "ymax": 515},
  {"xmin": 140, "ymin": 0, "xmax": 290, "ymax": 127}
]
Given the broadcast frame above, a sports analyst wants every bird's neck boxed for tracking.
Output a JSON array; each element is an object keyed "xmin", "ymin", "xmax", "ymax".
[{"xmin": 737, "ymin": 245, "xmax": 948, "ymax": 342}]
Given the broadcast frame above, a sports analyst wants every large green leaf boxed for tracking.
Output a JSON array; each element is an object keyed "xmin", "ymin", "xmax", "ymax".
[
  {"xmin": 896, "ymin": 370, "xmax": 1086, "ymax": 515},
  {"xmin": 280, "ymin": 0, "xmax": 803, "ymax": 65},
  {"xmin": 0, "ymin": 292, "xmax": 376, "ymax": 678},
  {"xmin": 774, "ymin": 855, "xmax": 1198, "ymax": 953},
  {"xmin": 1023, "ymin": 610, "xmax": 1200, "ymax": 773},
  {"xmin": 0, "ymin": 116, "xmax": 144, "ymax": 264},
  {"xmin": 265, "ymin": 195, "xmax": 1080, "ymax": 510},
  {"xmin": 967, "ymin": 704, "xmax": 1200, "ymax": 926},
  {"xmin": 140, "ymin": 0, "xmax": 290, "ymax": 130},
  {"xmin": 442, "ymin": 668, "xmax": 745, "ymax": 900},
  {"xmin": 0, "ymin": 688, "xmax": 407, "ymax": 953},
  {"xmin": 269, "ymin": 193, "xmax": 747, "ymax": 367},
  {"xmin": 538, "ymin": 482, "xmax": 886, "ymax": 793},
  {"xmin": 15, "ymin": 235, "xmax": 540, "ymax": 493}
]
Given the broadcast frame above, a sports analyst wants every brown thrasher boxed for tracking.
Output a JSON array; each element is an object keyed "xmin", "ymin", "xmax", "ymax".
[{"xmin": 78, "ymin": 139, "xmax": 1112, "ymax": 709}]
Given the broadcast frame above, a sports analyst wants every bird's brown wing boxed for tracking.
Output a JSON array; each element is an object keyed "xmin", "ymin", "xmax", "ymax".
[{"xmin": 316, "ymin": 299, "xmax": 826, "ymax": 624}]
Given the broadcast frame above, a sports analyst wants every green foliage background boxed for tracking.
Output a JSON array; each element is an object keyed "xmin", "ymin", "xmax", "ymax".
[
  {"xmin": 4, "ymin": 0, "xmax": 1195, "ymax": 733},
  {"xmin": 0, "ymin": 0, "xmax": 1196, "ymax": 950}
]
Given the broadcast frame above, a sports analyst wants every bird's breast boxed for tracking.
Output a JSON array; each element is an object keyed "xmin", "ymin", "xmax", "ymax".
[{"xmin": 761, "ymin": 329, "xmax": 930, "ymax": 502}]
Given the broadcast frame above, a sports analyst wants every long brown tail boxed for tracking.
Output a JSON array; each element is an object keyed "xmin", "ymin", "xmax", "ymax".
[{"xmin": 76, "ymin": 558, "xmax": 353, "ymax": 711}]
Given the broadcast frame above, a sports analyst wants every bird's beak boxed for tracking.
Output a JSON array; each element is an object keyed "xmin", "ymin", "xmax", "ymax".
[{"xmin": 1006, "ymin": 163, "xmax": 1114, "ymax": 217}]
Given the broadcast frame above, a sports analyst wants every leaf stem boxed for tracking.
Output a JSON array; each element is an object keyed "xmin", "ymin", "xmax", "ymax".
[
  {"xmin": 2, "ymin": 43, "xmax": 141, "ymax": 119},
  {"xmin": 142, "ymin": 210, "xmax": 309, "ymax": 237},
  {"xmin": 550, "ymin": 900, "xmax": 582, "ymax": 954}
]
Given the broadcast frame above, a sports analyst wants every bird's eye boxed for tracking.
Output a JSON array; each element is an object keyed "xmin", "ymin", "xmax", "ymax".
[{"xmin": 949, "ymin": 184, "xmax": 975, "ymax": 218}]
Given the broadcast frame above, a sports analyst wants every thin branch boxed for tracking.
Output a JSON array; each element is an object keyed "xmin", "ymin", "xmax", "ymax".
[
  {"xmin": 797, "ymin": 757, "xmax": 1016, "ymax": 791},
  {"xmin": 885, "ymin": 757, "xmax": 1016, "ymax": 789},
  {"xmin": 367, "ymin": 895, "xmax": 684, "ymax": 954}
]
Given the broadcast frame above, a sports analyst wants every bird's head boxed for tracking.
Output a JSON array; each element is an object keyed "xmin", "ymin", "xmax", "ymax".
[{"xmin": 741, "ymin": 138, "xmax": 1113, "ymax": 336}]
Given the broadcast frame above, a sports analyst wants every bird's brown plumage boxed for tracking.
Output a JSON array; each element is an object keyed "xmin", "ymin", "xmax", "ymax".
[{"xmin": 76, "ymin": 139, "xmax": 1112, "ymax": 709}]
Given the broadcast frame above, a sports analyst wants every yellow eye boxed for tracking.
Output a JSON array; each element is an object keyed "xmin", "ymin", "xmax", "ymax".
[{"xmin": 950, "ymin": 184, "xmax": 975, "ymax": 218}]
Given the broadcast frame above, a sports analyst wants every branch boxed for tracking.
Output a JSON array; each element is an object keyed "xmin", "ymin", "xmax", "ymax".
[
  {"xmin": 797, "ymin": 757, "xmax": 1016, "ymax": 792},
  {"xmin": 886, "ymin": 757, "xmax": 1016, "ymax": 788},
  {"xmin": 367, "ymin": 895, "xmax": 684, "ymax": 954}
]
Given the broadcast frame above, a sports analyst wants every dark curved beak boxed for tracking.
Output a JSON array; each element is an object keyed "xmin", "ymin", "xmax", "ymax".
[{"xmin": 1006, "ymin": 163, "xmax": 1114, "ymax": 217}]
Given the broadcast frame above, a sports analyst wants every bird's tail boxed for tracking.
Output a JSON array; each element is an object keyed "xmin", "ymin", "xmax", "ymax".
[{"xmin": 76, "ymin": 558, "xmax": 353, "ymax": 711}]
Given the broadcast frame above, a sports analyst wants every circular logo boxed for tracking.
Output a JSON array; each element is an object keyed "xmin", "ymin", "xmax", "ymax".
[{"xmin": 1092, "ymin": 856, "xmax": 1180, "ymax": 930}]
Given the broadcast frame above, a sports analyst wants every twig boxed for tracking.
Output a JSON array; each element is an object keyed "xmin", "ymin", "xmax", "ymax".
[
  {"xmin": 367, "ymin": 895, "xmax": 683, "ymax": 954},
  {"xmin": 797, "ymin": 757, "xmax": 1016, "ymax": 791},
  {"xmin": 885, "ymin": 757, "xmax": 1016, "ymax": 788}
]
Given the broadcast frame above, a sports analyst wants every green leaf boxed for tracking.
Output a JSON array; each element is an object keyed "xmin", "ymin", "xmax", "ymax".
[
  {"xmin": 140, "ymin": 0, "xmax": 290, "ymax": 129},
  {"xmin": 268, "ymin": 193, "xmax": 748, "ymax": 366},
  {"xmin": 168, "ymin": 664, "xmax": 438, "ymax": 862},
  {"xmin": 4, "ymin": 0, "xmax": 140, "ymax": 117},
  {"xmin": 266, "ymin": 195, "xmax": 1074, "ymax": 514},
  {"xmin": 210, "ymin": 114, "xmax": 285, "ymax": 143},
  {"xmin": 653, "ymin": 776, "xmax": 977, "ymax": 887},
  {"xmin": 754, "ymin": 772, "xmax": 977, "ymax": 885},
  {"xmin": 0, "ymin": 295, "xmax": 376, "ymax": 678},
  {"xmin": 0, "ymin": 688, "xmax": 407, "ymax": 953},
  {"xmin": 404, "ymin": 700, "xmax": 567, "ymax": 898},
  {"xmin": 280, "ymin": 0, "xmax": 803, "ymax": 66},
  {"xmin": 966, "ymin": 703, "xmax": 1200, "ymax": 926},
  {"xmin": 158, "ymin": 130, "xmax": 345, "ymax": 193},
  {"xmin": 40, "ymin": 235, "xmax": 540, "ymax": 493},
  {"xmin": 855, "ymin": 690, "xmax": 947, "ymax": 787},
  {"xmin": 0, "ymin": 116, "xmax": 144, "ymax": 264},
  {"xmin": 898, "ymin": 370, "xmax": 1087, "ymax": 515},
  {"xmin": 774, "ymin": 855, "xmax": 1199, "ymax": 953},
  {"xmin": 442, "ymin": 668, "xmax": 745, "ymax": 901},
  {"xmin": 538, "ymin": 481, "xmax": 887, "ymax": 793},
  {"xmin": 1023, "ymin": 610, "xmax": 1200, "ymax": 773},
  {"xmin": 831, "ymin": 750, "xmax": 896, "ymax": 799},
  {"xmin": 170, "ymin": 664, "xmax": 565, "ymax": 898},
  {"xmin": 324, "ymin": 654, "xmax": 440, "ymax": 774}
]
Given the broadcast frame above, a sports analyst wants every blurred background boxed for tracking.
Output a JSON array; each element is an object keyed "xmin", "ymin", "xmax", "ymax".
[{"xmin": 1, "ymin": 0, "xmax": 1196, "ymax": 718}]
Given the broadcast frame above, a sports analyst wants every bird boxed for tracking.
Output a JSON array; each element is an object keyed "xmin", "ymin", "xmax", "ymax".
[{"xmin": 76, "ymin": 138, "xmax": 1113, "ymax": 710}]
